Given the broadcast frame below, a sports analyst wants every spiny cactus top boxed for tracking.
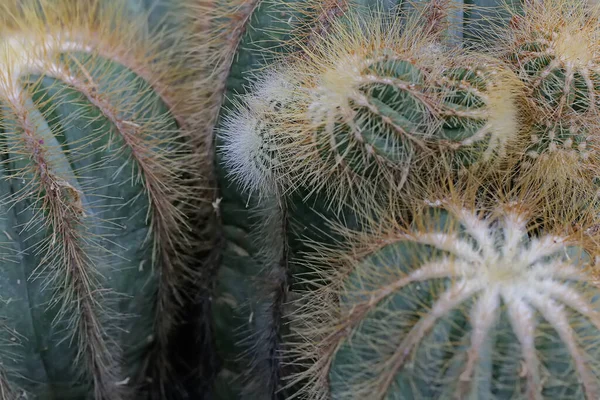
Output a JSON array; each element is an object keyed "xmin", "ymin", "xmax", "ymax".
[
  {"xmin": 289, "ymin": 200, "xmax": 600, "ymax": 400},
  {"xmin": 494, "ymin": 0, "xmax": 600, "ymax": 192},
  {"xmin": 220, "ymin": 8, "xmax": 524, "ymax": 209},
  {"xmin": 503, "ymin": 0, "xmax": 600, "ymax": 119},
  {"xmin": 0, "ymin": 1, "xmax": 196, "ymax": 398}
]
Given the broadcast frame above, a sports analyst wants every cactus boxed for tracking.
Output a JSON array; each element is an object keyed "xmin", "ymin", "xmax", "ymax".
[
  {"xmin": 199, "ymin": 0, "xmax": 600, "ymax": 399},
  {"xmin": 203, "ymin": 0, "xmax": 522, "ymax": 398},
  {"xmin": 221, "ymin": 5, "xmax": 525, "ymax": 209},
  {"xmin": 196, "ymin": 0, "xmax": 307, "ymax": 397},
  {"xmin": 490, "ymin": 0, "xmax": 600, "ymax": 198},
  {"xmin": 0, "ymin": 0, "xmax": 200, "ymax": 398},
  {"xmin": 287, "ymin": 196, "xmax": 600, "ymax": 399}
]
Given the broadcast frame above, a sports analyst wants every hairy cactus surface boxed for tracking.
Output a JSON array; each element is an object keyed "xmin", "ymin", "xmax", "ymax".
[
  {"xmin": 221, "ymin": 6, "xmax": 524, "ymax": 209},
  {"xmin": 199, "ymin": 0, "xmax": 600, "ymax": 399},
  {"xmin": 288, "ymin": 198, "xmax": 600, "ymax": 399},
  {"xmin": 0, "ymin": 1, "xmax": 198, "ymax": 398},
  {"xmin": 197, "ymin": 0, "xmax": 309, "ymax": 397},
  {"xmin": 491, "ymin": 0, "xmax": 600, "ymax": 196}
]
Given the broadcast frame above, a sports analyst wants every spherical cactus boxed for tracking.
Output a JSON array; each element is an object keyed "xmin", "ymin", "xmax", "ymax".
[
  {"xmin": 289, "ymin": 199, "xmax": 600, "ymax": 399},
  {"xmin": 502, "ymin": 0, "xmax": 600, "ymax": 119},
  {"xmin": 494, "ymin": 0, "xmax": 600, "ymax": 196},
  {"xmin": 220, "ymin": 8, "xmax": 525, "ymax": 209},
  {"xmin": 0, "ymin": 1, "xmax": 198, "ymax": 398}
]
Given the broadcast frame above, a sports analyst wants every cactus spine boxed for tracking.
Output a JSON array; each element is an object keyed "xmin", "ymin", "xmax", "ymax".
[
  {"xmin": 0, "ymin": 0, "xmax": 199, "ymax": 398},
  {"xmin": 221, "ymin": 7, "xmax": 525, "ymax": 208},
  {"xmin": 203, "ymin": 0, "xmax": 600, "ymax": 399}
]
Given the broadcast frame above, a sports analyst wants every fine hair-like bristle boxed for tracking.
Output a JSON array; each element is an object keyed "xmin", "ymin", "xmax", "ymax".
[
  {"xmin": 484, "ymin": 0, "xmax": 600, "ymax": 215},
  {"xmin": 220, "ymin": 6, "xmax": 525, "ymax": 214}
]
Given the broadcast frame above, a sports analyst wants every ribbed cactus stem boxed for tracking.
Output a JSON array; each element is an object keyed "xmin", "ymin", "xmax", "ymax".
[
  {"xmin": 0, "ymin": 1, "xmax": 197, "ymax": 397},
  {"xmin": 509, "ymin": 4, "xmax": 600, "ymax": 118},
  {"xmin": 289, "ymin": 200, "xmax": 600, "ymax": 399},
  {"xmin": 494, "ymin": 0, "xmax": 600, "ymax": 201},
  {"xmin": 1, "ymin": 38, "xmax": 122, "ymax": 399},
  {"xmin": 222, "ymin": 8, "xmax": 523, "ymax": 209}
]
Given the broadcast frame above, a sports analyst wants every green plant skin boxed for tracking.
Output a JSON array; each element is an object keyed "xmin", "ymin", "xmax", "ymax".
[
  {"xmin": 212, "ymin": 1, "xmax": 306, "ymax": 397},
  {"xmin": 210, "ymin": 0, "xmax": 530, "ymax": 399},
  {"xmin": 0, "ymin": 56, "xmax": 171, "ymax": 399},
  {"xmin": 211, "ymin": 1, "xmax": 401, "ymax": 398}
]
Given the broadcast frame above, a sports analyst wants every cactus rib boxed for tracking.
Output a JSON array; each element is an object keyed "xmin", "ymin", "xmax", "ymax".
[
  {"xmin": 221, "ymin": 7, "xmax": 524, "ymax": 212},
  {"xmin": 0, "ymin": 0, "xmax": 199, "ymax": 396},
  {"xmin": 288, "ymin": 197, "xmax": 600, "ymax": 399}
]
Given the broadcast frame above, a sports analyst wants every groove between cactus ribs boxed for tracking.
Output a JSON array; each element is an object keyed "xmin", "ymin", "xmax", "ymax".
[
  {"xmin": 209, "ymin": 1, "xmax": 365, "ymax": 398},
  {"xmin": 292, "ymin": 200, "xmax": 600, "ymax": 399},
  {"xmin": 41, "ymin": 60, "xmax": 192, "ymax": 391}
]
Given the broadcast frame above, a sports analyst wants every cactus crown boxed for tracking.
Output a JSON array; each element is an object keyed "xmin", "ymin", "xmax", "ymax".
[
  {"xmin": 493, "ymin": 0, "xmax": 600, "ymax": 196},
  {"xmin": 220, "ymin": 6, "xmax": 524, "ymax": 212},
  {"xmin": 288, "ymin": 194, "xmax": 600, "ymax": 400},
  {"xmin": 501, "ymin": 0, "xmax": 600, "ymax": 118}
]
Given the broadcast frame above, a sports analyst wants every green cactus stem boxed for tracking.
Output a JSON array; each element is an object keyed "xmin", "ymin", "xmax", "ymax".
[
  {"xmin": 220, "ymin": 7, "xmax": 524, "ymax": 211},
  {"xmin": 489, "ymin": 0, "xmax": 600, "ymax": 209},
  {"xmin": 0, "ymin": 1, "xmax": 199, "ymax": 398}
]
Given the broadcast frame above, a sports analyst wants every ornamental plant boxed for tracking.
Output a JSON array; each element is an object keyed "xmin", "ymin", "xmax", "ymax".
[
  {"xmin": 21, "ymin": 0, "xmax": 600, "ymax": 398},
  {"xmin": 491, "ymin": 0, "xmax": 600, "ymax": 213},
  {"xmin": 288, "ymin": 190, "xmax": 600, "ymax": 400},
  {"xmin": 0, "ymin": 0, "xmax": 206, "ymax": 399},
  {"xmin": 196, "ymin": 0, "xmax": 600, "ymax": 399}
]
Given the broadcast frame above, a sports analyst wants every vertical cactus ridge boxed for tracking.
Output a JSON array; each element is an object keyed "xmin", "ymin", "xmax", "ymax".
[
  {"xmin": 206, "ymin": 1, "xmax": 600, "ymax": 400},
  {"xmin": 205, "ymin": 1, "xmax": 407, "ymax": 397},
  {"xmin": 502, "ymin": 0, "xmax": 600, "ymax": 119},
  {"xmin": 286, "ymin": 195, "xmax": 600, "ymax": 400},
  {"xmin": 0, "ymin": 371, "xmax": 20, "ymax": 400},
  {"xmin": 0, "ymin": 0, "xmax": 199, "ymax": 397},
  {"xmin": 191, "ymin": 0, "xmax": 262, "ymax": 153},
  {"xmin": 199, "ymin": 0, "xmax": 310, "ymax": 397}
]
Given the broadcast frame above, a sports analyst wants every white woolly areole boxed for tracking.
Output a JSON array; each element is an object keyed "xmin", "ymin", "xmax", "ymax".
[
  {"xmin": 334, "ymin": 206, "xmax": 600, "ymax": 399},
  {"xmin": 221, "ymin": 68, "xmax": 298, "ymax": 197},
  {"xmin": 307, "ymin": 54, "xmax": 367, "ymax": 126},
  {"xmin": 409, "ymin": 208, "xmax": 579, "ymax": 290},
  {"xmin": 220, "ymin": 106, "xmax": 279, "ymax": 196},
  {"xmin": 250, "ymin": 68, "xmax": 298, "ymax": 111},
  {"xmin": 396, "ymin": 207, "xmax": 600, "ymax": 397}
]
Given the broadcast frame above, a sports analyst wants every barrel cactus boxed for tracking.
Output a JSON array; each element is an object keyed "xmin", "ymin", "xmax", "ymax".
[
  {"xmin": 491, "ymin": 0, "xmax": 600, "ymax": 196},
  {"xmin": 198, "ymin": 0, "xmax": 600, "ymax": 399},
  {"xmin": 288, "ymin": 198, "xmax": 600, "ymax": 399},
  {"xmin": 0, "ymin": 0, "xmax": 200, "ymax": 398},
  {"xmin": 220, "ymin": 5, "xmax": 525, "ymax": 208}
]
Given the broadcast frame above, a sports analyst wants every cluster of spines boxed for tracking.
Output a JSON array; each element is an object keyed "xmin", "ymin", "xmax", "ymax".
[
  {"xmin": 206, "ymin": 0, "xmax": 600, "ymax": 399},
  {"xmin": 195, "ymin": 0, "xmax": 321, "ymax": 397},
  {"xmin": 0, "ymin": 0, "xmax": 201, "ymax": 398}
]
